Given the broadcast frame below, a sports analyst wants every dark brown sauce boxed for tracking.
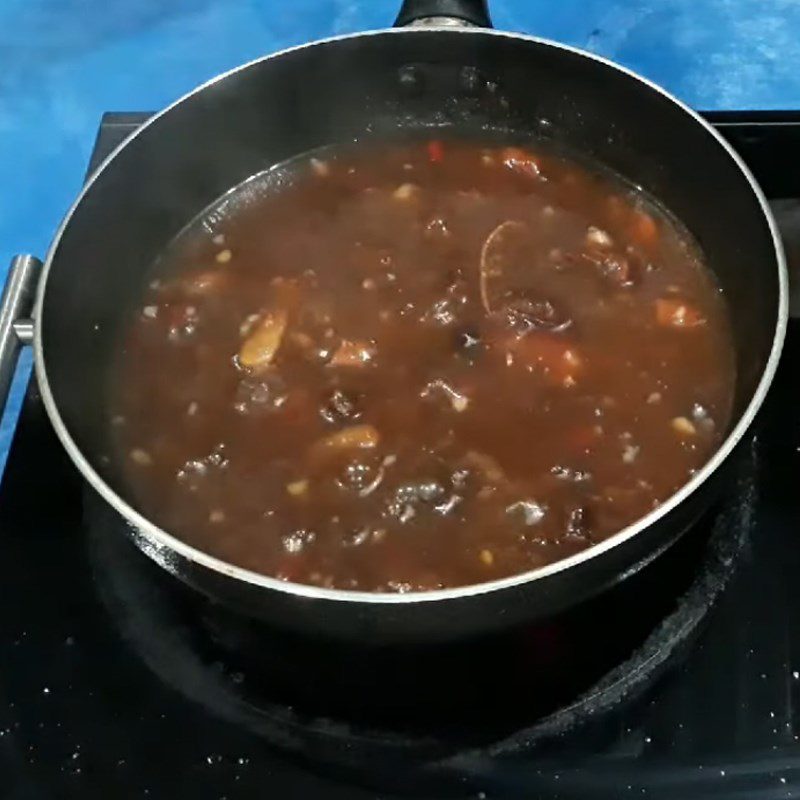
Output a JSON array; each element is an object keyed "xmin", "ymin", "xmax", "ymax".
[{"xmin": 109, "ymin": 137, "xmax": 735, "ymax": 592}]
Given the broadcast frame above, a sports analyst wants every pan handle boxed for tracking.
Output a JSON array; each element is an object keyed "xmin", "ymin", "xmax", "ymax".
[
  {"xmin": 394, "ymin": 0, "xmax": 492, "ymax": 28},
  {"xmin": 0, "ymin": 255, "xmax": 41, "ymax": 416}
]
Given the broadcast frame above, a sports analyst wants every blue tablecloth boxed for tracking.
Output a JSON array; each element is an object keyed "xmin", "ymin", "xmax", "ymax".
[{"xmin": 2, "ymin": 0, "xmax": 798, "ymax": 469}]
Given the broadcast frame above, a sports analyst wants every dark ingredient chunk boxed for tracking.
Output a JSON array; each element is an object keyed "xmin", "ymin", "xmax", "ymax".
[
  {"xmin": 320, "ymin": 389, "xmax": 362, "ymax": 425},
  {"xmin": 498, "ymin": 294, "xmax": 572, "ymax": 335}
]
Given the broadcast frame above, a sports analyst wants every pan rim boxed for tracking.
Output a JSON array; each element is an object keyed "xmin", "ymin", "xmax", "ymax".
[{"xmin": 34, "ymin": 25, "xmax": 789, "ymax": 606}]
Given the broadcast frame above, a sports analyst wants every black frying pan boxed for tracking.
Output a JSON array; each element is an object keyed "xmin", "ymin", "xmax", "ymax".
[{"xmin": 0, "ymin": 0, "xmax": 787, "ymax": 643}]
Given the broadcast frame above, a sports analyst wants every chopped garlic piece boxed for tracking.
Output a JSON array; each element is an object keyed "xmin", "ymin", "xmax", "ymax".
[
  {"xmin": 130, "ymin": 448, "xmax": 152, "ymax": 466},
  {"xmin": 311, "ymin": 425, "xmax": 380, "ymax": 460},
  {"xmin": 286, "ymin": 479, "xmax": 309, "ymax": 497},
  {"xmin": 586, "ymin": 226, "xmax": 613, "ymax": 248},
  {"xmin": 672, "ymin": 416, "xmax": 697, "ymax": 437},
  {"xmin": 329, "ymin": 339, "xmax": 375, "ymax": 367},
  {"xmin": 310, "ymin": 158, "xmax": 330, "ymax": 177},
  {"xmin": 393, "ymin": 183, "xmax": 417, "ymax": 201}
]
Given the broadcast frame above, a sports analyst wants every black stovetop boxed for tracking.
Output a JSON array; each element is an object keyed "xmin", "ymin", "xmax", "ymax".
[{"xmin": 1, "ymin": 112, "xmax": 799, "ymax": 800}]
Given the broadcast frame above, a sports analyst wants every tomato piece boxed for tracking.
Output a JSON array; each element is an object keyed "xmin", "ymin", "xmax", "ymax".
[
  {"xmin": 274, "ymin": 554, "xmax": 309, "ymax": 583},
  {"xmin": 605, "ymin": 195, "xmax": 627, "ymax": 224},
  {"xmin": 427, "ymin": 140, "xmax": 444, "ymax": 163},
  {"xmin": 501, "ymin": 147, "xmax": 541, "ymax": 179},
  {"xmin": 329, "ymin": 339, "xmax": 376, "ymax": 367},
  {"xmin": 655, "ymin": 298, "xmax": 705, "ymax": 328},
  {"xmin": 511, "ymin": 333, "xmax": 583, "ymax": 385},
  {"xmin": 630, "ymin": 210, "xmax": 659, "ymax": 248},
  {"xmin": 567, "ymin": 424, "xmax": 599, "ymax": 453}
]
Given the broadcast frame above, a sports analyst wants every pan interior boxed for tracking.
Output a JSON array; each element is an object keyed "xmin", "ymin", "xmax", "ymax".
[{"xmin": 40, "ymin": 30, "xmax": 780, "ymax": 564}]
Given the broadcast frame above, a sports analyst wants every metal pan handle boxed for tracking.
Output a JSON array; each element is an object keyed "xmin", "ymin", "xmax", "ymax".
[
  {"xmin": 394, "ymin": 0, "xmax": 492, "ymax": 28},
  {"xmin": 0, "ymin": 255, "xmax": 41, "ymax": 416}
]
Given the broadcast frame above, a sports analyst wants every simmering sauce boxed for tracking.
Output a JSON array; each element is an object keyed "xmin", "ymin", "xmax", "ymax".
[{"xmin": 109, "ymin": 138, "xmax": 735, "ymax": 591}]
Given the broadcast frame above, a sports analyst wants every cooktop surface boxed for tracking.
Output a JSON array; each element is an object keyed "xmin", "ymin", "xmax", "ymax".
[{"xmin": 0, "ymin": 112, "xmax": 798, "ymax": 800}]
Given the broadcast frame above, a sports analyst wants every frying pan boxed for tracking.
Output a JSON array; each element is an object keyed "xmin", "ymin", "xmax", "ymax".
[{"xmin": 0, "ymin": 0, "xmax": 787, "ymax": 643}]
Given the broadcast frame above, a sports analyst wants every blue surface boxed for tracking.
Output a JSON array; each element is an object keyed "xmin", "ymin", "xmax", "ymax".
[{"xmin": 1, "ymin": 0, "xmax": 800, "ymax": 468}]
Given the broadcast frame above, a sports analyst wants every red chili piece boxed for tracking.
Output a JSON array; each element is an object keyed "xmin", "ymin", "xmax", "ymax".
[{"xmin": 427, "ymin": 140, "xmax": 444, "ymax": 163}]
